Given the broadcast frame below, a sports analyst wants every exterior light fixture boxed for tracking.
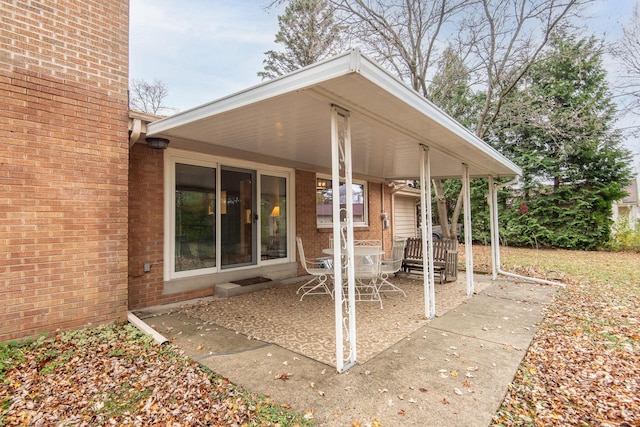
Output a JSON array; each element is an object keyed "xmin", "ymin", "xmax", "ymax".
[{"xmin": 145, "ymin": 137, "xmax": 170, "ymax": 149}]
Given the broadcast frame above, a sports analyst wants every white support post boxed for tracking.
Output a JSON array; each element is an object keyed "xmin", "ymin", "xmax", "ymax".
[
  {"xmin": 488, "ymin": 176, "xmax": 499, "ymax": 280},
  {"xmin": 331, "ymin": 105, "xmax": 357, "ymax": 373},
  {"xmin": 420, "ymin": 145, "xmax": 436, "ymax": 318},
  {"xmin": 462, "ymin": 164, "xmax": 474, "ymax": 295}
]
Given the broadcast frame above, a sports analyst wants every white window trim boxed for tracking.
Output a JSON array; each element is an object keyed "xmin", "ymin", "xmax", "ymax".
[
  {"xmin": 163, "ymin": 148, "xmax": 294, "ymax": 281},
  {"xmin": 315, "ymin": 173, "xmax": 369, "ymax": 228}
]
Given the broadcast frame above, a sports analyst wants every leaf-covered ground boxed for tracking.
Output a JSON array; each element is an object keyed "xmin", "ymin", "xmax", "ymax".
[
  {"xmin": 469, "ymin": 247, "xmax": 640, "ymax": 426},
  {"xmin": 2, "ymin": 247, "xmax": 638, "ymax": 426},
  {"xmin": 0, "ymin": 324, "xmax": 312, "ymax": 426}
]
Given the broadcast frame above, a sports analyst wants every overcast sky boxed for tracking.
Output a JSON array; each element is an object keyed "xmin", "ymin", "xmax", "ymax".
[{"xmin": 129, "ymin": 0, "xmax": 639, "ymax": 170}]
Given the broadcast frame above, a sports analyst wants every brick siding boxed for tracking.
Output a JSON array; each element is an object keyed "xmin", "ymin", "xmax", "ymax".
[
  {"xmin": 127, "ymin": 143, "xmax": 214, "ymax": 309},
  {"xmin": 0, "ymin": 0, "xmax": 129, "ymax": 341},
  {"xmin": 295, "ymin": 170, "xmax": 392, "ymax": 275}
]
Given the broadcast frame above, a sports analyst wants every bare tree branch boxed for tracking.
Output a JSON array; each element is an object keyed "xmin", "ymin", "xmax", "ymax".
[{"xmin": 129, "ymin": 78, "xmax": 170, "ymax": 115}]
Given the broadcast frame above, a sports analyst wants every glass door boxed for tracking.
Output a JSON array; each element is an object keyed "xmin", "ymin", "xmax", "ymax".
[{"xmin": 220, "ymin": 167, "xmax": 256, "ymax": 268}]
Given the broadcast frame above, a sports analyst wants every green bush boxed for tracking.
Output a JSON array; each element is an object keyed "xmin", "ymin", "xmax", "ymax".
[{"xmin": 606, "ymin": 218, "xmax": 640, "ymax": 252}]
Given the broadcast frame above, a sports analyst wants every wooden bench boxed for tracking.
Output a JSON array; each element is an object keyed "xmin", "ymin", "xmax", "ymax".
[{"xmin": 401, "ymin": 237, "xmax": 458, "ymax": 284}]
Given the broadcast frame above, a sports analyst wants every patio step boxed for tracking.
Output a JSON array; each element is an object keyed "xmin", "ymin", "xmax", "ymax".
[{"xmin": 215, "ymin": 279, "xmax": 281, "ymax": 298}]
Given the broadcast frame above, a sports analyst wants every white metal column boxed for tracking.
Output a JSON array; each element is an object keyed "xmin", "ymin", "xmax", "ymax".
[
  {"xmin": 488, "ymin": 176, "xmax": 500, "ymax": 280},
  {"xmin": 420, "ymin": 145, "xmax": 436, "ymax": 318},
  {"xmin": 462, "ymin": 164, "xmax": 474, "ymax": 295},
  {"xmin": 331, "ymin": 105, "xmax": 357, "ymax": 373}
]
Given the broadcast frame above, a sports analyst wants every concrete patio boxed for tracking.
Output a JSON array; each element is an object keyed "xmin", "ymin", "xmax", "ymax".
[{"xmin": 135, "ymin": 274, "xmax": 557, "ymax": 426}]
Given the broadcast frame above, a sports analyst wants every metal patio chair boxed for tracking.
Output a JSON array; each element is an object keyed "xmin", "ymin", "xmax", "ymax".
[
  {"xmin": 296, "ymin": 236, "xmax": 333, "ymax": 300},
  {"xmin": 379, "ymin": 238, "xmax": 407, "ymax": 296}
]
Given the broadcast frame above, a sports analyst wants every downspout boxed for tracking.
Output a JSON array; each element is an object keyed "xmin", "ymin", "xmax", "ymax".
[
  {"xmin": 383, "ymin": 180, "xmax": 412, "ymax": 251},
  {"xmin": 129, "ymin": 118, "xmax": 142, "ymax": 148},
  {"xmin": 381, "ymin": 183, "xmax": 385, "ymax": 251},
  {"xmin": 488, "ymin": 176, "xmax": 565, "ymax": 288},
  {"xmin": 127, "ymin": 312, "xmax": 168, "ymax": 344}
]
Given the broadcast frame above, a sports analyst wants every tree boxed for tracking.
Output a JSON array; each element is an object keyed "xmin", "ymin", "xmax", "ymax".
[
  {"xmin": 494, "ymin": 33, "xmax": 633, "ymax": 249},
  {"xmin": 129, "ymin": 78, "xmax": 170, "ymax": 115},
  {"xmin": 426, "ymin": 47, "xmax": 481, "ymax": 239},
  {"xmin": 332, "ymin": 0, "xmax": 593, "ymax": 240},
  {"xmin": 258, "ymin": 0, "xmax": 343, "ymax": 80},
  {"xmin": 615, "ymin": 2, "xmax": 640, "ymax": 116},
  {"xmin": 267, "ymin": 0, "xmax": 597, "ymax": 241},
  {"xmin": 426, "ymin": 46, "xmax": 479, "ymax": 129}
]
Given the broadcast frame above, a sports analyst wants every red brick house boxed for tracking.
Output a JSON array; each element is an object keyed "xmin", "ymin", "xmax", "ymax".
[{"xmin": 2, "ymin": 2, "xmax": 521, "ymax": 359}]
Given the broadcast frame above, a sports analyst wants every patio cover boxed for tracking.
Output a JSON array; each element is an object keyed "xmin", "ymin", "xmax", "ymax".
[
  {"xmin": 146, "ymin": 49, "xmax": 522, "ymax": 372},
  {"xmin": 146, "ymin": 49, "xmax": 521, "ymax": 181}
]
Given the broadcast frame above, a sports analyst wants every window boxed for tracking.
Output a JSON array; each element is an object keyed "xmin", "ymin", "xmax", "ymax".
[
  {"xmin": 261, "ymin": 175, "xmax": 287, "ymax": 260},
  {"xmin": 175, "ymin": 163, "xmax": 216, "ymax": 272},
  {"xmin": 316, "ymin": 175, "xmax": 367, "ymax": 227}
]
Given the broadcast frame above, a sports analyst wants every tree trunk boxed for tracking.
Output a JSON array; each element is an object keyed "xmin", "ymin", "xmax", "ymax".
[
  {"xmin": 432, "ymin": 179, "xmax": 451, "ymax": 239},
  {"xmin": 450, "ymin": 189, "xmax": 464, "ymax": 240}
]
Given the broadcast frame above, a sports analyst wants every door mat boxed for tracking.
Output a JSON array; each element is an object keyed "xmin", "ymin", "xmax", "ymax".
[{"xmin": 230, "ymin": 277, "xmax": 272, "ymax": 287}]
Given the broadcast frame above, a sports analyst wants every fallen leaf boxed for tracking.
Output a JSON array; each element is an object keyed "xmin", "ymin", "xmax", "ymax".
[
  {"xmin": 304, "ymin": 409, "xmax": 314, "ymax": 420},
  {"xmin": 274, "ymin": 372, "xmax": 292, "ymax": 381}
]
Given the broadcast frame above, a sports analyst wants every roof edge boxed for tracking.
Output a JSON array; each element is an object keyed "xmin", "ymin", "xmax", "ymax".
[{"xmin": 148, "ymin": 49, "xmax": 364, "ymax": 136}]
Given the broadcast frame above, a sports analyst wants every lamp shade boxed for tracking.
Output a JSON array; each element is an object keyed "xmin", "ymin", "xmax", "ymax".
[{"xmin": 270, "ymin": 206, "xmax": 280, "ymax": 217}]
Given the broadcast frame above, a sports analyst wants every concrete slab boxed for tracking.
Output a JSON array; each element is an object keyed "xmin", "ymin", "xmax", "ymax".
[{"xmin": 138, "ymin": 278, "xmax": 557, "ymax": 426}]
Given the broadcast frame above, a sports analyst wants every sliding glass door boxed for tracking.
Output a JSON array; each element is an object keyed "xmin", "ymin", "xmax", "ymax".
[{"xmin": 167, "ymin": 151, "xmax": 292, "ymax": 279}]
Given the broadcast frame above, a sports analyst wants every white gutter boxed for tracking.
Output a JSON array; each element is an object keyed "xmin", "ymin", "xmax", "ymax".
[
  {"xmin": 488, "ymin": 176, "xmax": 565, "ymax": 288},
  {"xmin": 127, "ymin": 311, "xmax": 169, "ymax": 345}
]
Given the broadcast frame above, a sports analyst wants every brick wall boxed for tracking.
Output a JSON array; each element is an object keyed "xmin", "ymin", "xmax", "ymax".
[
  {"xmin": 295, "ymin": 170, "xmax": 392, "ymax": 276},
  {"xmin": 127, "ymin": 143, "xmax": 214, "ymax": 310},
  {"xmin": 0, "ymin": 0, "xmax": 130, "ymax": 341}
]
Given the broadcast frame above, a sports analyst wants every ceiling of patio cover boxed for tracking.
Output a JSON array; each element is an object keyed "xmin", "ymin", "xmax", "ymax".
[{"xmin": 147, "ymin": 49, "xmax": 522, "ymax": 180}]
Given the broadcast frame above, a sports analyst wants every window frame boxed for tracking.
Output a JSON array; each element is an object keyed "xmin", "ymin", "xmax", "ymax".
[{"xmin": 315, "ymin": 173, "xmax": 369, "ymax": 228}]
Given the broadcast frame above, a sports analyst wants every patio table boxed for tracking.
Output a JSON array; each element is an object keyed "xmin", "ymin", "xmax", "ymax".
[{"xmin": 322, "ymin": 246, "xmax": 385, "ymax": 307}]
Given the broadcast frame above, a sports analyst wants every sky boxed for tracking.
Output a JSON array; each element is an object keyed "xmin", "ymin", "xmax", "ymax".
[{"xmin": 129, "ymin": 0, "xmax": 640, "ymax": 171}]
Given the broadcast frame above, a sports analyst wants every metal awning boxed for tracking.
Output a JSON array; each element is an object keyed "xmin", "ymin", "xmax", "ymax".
[
  {"xmin": 146, "ymin": 49, "xmax": 523, "ymax": 373},
  {"xmin": 147, "ymin": 49, "xmax": 521, "ymax": 180}
]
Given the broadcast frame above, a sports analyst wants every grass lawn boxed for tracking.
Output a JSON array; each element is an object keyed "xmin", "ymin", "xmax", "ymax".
[{"xmin": 1, "ymin": 246, "xmax": 638, "ymax": 426}]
